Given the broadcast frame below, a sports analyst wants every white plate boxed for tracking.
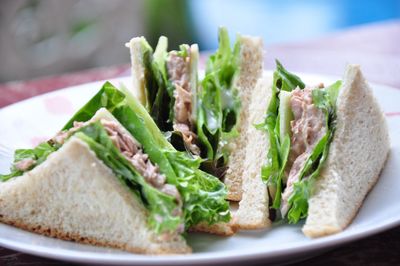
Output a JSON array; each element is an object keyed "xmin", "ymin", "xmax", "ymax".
[{"xmin": 0, "ymin": 73, "xmax": 399, "ymax": 265}]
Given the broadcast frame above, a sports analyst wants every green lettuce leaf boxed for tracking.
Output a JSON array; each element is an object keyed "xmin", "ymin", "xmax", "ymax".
[
  {"xmin": 112, "ymin": 105, "xmax": 177, "ymax": 181},
  {"xmin": 119, "ymin": 83, "xmax": 174, "ymax": 150},
  {"xmin": 0, "ymin": 142, "xmax": 57, "ymax": 181},
  {"xmin": 63, "ymin": 81, "xmax": 126, "ymax": 130},
  {"xmin": 286, "ymin": 133, "xmax": 329, "ymax": 223},
  {"xmin": 197, "ymin": 27, "xmax": 241, "ymax": 173},
  {"xmin": 318, "ymin": 80, "xmax": 342, "ymax": 110},
  {"xmin": 74, "ymin": 122, "xmax": 181, "ymax": 233},
  {"xmin": 149, "ymin": 37, "xmax": 175, "ymax": 130},
  {"xmin": 113, "ymin": 104, "xmax": 230, "ymax": 227},
  {"xmin": 151, "ymin": 36, "xmax": 168, "ymax": 105},
  {"xmin": 164, "ymin": 150, "xmax": 230, "ymax": 226},
  {"xmin": 274, "ymin": 60, "xmax": 305, "ymax": 92},
  {"xmin": 258, "ymin": 60, "xmax": 305, "ymax": 209}
]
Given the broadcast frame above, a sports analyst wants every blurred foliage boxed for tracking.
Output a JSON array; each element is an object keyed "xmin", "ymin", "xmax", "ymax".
[
  {"xmin": 145, "ymin": 0, "xmax": 195, "ymax": 49},
  {"xmin": 69, "ymin": 19, "xmax": 97, "ymax": 38}
]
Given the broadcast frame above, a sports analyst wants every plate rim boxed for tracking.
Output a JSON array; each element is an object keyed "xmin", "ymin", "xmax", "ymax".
[{"xmin": 1, "ymin": 217, "xmax": 399, "ymax": 265}]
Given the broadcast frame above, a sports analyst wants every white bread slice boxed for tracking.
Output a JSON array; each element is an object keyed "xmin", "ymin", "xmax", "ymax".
[
  {"xmin": 0, "ymin": 141, "xmax": 190, "ymax": 254},
  {"xmin": 125, "ymin": 37, "xmax": 148, "ymax": 108},
  {"xmin": 189, "ymin": 220, "xmax": 237, "ymax": 236},
  {"xmin": 233, "ymin": 73, "xmax": 273, "ymax": 229},
  {"xmin": 224, "ymin": 35, "xmax": 264, "ymax": 201},
  {"xmin": 302, "ymin": 65, "xmax": 390, "ymax": 237}
]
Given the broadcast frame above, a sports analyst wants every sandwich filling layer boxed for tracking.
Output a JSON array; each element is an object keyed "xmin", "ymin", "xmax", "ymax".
[
  {"xmin": 167, "ymin": 49, "xmax": 200, "ymax": 155},
  {"xmin": 259, "ymin": 61, "xmax": 341, "ymax": 223},
  {"xmin": 132, "ymin": 37, "xmax": 201, "ymax": 156},
  {"xmin": 196, "ymin": 27, "xmax": 241, "ymax": 177},
  {"xmin": 127, "ymin": 29, "xmax": 243, "ymax": 180},
  {"xmin": 52, "ymin": 119, "xmax": 182, "ymax": 206},
  {"xmin": 280, "ymin": 87, "xmax": 326, "ymax": 216},
  {"xmin": 14, "ymin": 158, "xmax": 36, "ymax": 171}
]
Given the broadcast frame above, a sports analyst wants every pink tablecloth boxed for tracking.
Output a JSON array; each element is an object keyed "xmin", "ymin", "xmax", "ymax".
[{"xmin": 0, "ymin": 65, "xmax": 130, "ymax": 108}]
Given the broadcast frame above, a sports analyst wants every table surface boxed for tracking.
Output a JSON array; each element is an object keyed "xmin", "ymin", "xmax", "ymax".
[{"xmin": 1, "ymin": 20, "xmax": 399, "ymax": 265}]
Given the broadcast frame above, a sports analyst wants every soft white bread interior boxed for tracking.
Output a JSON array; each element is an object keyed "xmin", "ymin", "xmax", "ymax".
[
  {"xmin": 189, "ymin": 220, "xmax": 237, "ymax": 236},
  {"xmin": 125, "ymin": 37, "xmax": 148, "ymax": 108},
  {"xmin": 302, "ymin": 65, "xmax": 390, "ymax": 237},
  {"xmin": 233, "ymin": 73, "xmax": 273, "ymax": 230},
  {"xmin": 90, "ymin": 107, "xmax": 118, "ymax": 122},
  {"xmin": 224, "ymin": 35, "xmax": 264, "ymax": 201},
  {"xmin": 0, "ymin": 138, "xmax": 190, "ymax": 254}
]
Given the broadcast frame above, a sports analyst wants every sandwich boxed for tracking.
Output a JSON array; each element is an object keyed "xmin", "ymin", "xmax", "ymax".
[
  {"xmin": 126, "ymin": 27, "xmax": 264, "ymax": 202},
  {"xmin": 0, "ymin": 82, "xmax": 230, "ymax": 253},
  {"xmin": 125, "ymin": 28, "xmax": 263, "ymax": 235},
  {"xmin": 235, "ymin": 61, "xmax": 390, "ymax": 236}
]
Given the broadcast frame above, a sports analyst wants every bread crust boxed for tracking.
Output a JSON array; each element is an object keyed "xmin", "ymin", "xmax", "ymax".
[
  {"xmin": 0, "ymin": 218, "xmax": 152, "ymax": 254},
  {"xmin": 232, "ymin": 217, "xmax": 271, "ymax": 231},
  {"xmin": 234, "ymin": 74, "xmax": 273, "ymax": 230},
  {"xmin": 0, "ymin": 137, "xmax": 191, "ymax": 254},
  {"xmin": 0, "ymin": 217, "xmax": 191, "ymax": 254},
  {"xmin": 189, "ymin": 221, "xmax": 237, "ymax": 236},
  {"xmin": 303, "ymin": 152, "xmax": 390, "ymax": 238},
  {"xmin": 224, "ymin": 36, "xmax": 264, "ymax": 201},
  {"xmin": 303, "ymin": 65, "xmax": 390, "ymax": 238}
]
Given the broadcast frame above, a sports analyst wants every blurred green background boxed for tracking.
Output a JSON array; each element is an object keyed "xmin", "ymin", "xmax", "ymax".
[{"xmin": 1, "ymin": 0, "xmax": 399, "ymax": 82}]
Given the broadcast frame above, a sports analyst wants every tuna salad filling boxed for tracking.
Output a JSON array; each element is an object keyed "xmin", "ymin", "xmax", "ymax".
[
  {"xmin": 14, "ymin": 158, "xmax": 36, "ymax": 172},
  {"xmin": 167, "ymin": 50, "xmax": 200, "ymax": 155},
  {"xmin": 280, "ymin": 87, "xmax": 327, "ymax": 216},
  {"xmin": 52, "ymin": 119, "xmax": 182, "ymax": 210}
]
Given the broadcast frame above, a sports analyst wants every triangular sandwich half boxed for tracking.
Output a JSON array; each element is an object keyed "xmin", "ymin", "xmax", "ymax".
[
  {"xmin": 0, "ymin": 82, "xmax": 231, "ymax": 253},
  {"xmin": 0, "ymin": 109, "xmax": 190, "ymax": 254},
  {"xmin": 234, "ymin": 63, "xmax": 389, "ymax": 236}
]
